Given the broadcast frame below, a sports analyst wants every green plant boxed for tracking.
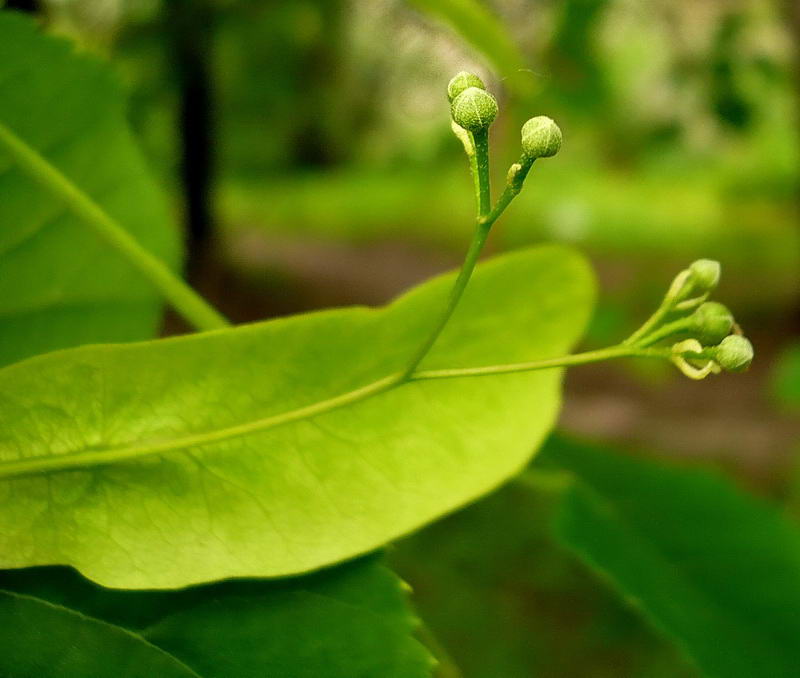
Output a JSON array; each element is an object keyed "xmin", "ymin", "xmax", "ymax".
[{"xmin": 3, "ymin": 13, "xmax": 792, "ymax": 677}]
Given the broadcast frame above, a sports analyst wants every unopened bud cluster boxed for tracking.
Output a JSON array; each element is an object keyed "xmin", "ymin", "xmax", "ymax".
[
  {"xmin": 629, "ymin": 259, "xmax": 753, "ymax": 379},
  {"xmin": 447, "ymin": 71, "xmax": 562, "ymax": 184},
  {"xmin": 442, "ymin": 71, "xmax": 750, "ymax": 385}
]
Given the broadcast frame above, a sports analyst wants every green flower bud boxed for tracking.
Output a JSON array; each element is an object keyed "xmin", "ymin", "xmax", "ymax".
[
  {"xmin": 521, "ymin": 116, "xmax": 562, "ymax": 160},
  {"xmin": 666, "ymin": 259, "xmax": 722, "ymax": 308},
  {"xmin": 450, "ymin": 87, "xmax": 498, "ymax": 133},
  {"xmin": 688, "ymin": 259, "xmax": 720, "ymax": 294},
  {"xmin": 690, "ymin": 302, "xmax": 733, "ymax": 345},
  {"xmin": 712, "ymin": 335, "xmax": 753, "ymax": 373},
  {"xmin": 447, "ymin": 71, "xmax": 485, "ymax": 102}
]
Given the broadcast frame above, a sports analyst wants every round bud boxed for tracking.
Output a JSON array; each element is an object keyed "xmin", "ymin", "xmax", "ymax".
[
  {"xmin": 447, "ymin": 71, "xmax": 485, "ymax": 102},
  {"xmin": 521, "ymin": 116, "xmax": 562, "ymax": 160},
  {"xmin": 450, "ymin": 87, "xmax": 498, "ymax": 133},
  {"xmin": 690, "ymin": 302, "xmax": 734, "ymax": 345},
  {"xmin": 688, "ymin": 259, "xmax": 721, "ymax": 294},
  {"xmin": 712, "ymin": 335, "xmax": 753, "ymax": 373}
]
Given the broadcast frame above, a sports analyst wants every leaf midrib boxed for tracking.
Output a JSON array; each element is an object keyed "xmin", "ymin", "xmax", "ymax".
[
  {"xmin": 2, "ymin": 344, "xmax": 594, "ymax": 481},
  {"xmin": 0, "ymin": 374, "xmax": 402, "ymax": 481}
]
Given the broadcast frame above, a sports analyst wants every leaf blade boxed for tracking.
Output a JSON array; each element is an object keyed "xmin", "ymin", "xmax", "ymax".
[
  {"xmin": 0, "ymin": 557, "xmax": 433, "ymax": 677},
  {"xmin": 0, "ymin": 245, "xmax": 594, "ymax": 588},
  {"xmin": 0, "ymin": 12, "xmax": 181, "ymax": 366},
  {"xmin": 0, "ymin": 590, "xmax": 201, "ymax": 678},
  {"xmin": 542, "ymin": 436, "xmax": 800, "ymax": 678}
]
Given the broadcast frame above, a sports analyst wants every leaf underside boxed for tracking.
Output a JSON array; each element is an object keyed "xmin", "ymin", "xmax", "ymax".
[
  {"xmin": 0, "ymin": 12, "xmax": 180, "ymax": 367},
  {"xmin": 0, "ymin": 556, "xmax": 433, "ymax": 678},
  {"xmin": 0, "ymin": 245, "xmax": 593, "ymax": 588},
  {"xmin": 542, "ymin": 436, "xmax": 800, "ymax": 678}
]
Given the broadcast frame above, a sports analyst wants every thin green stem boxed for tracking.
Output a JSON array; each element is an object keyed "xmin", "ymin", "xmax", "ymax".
[
  {"xmin": 0, "ymin": 121, "xmax": 229, "ymax": 332},
  {"xmin": 623, "ymin": 269, "xmax": 710, "ymax": 346},
  {"xmin": 485, "ymin": 185, "xmax": 516, "ymax": 224},
  {"xmin": 482, "ymin": 159, "xmax": 532, "ymax": 226},
  {"xmin": 623, "ymin": 298, "xmax": 673, "ymax": 346},
  {"xmin": 400, "ymin": 220, "xmax": 491, "ymax": 379},
  {"xmin": 411, "ymin": 345, "xmax": 668, "ymax": 380},
  {"xmin": 635, "ymin": 317, "xmax": 693, "ymax": 348},
  {"xmin": 472, "ymin": 129, "xmax": 491, "ymax": 217},
  {"xmin": 401, "ymin": 139, "xmax": 540, "ymax": 380},
  {"xmin": 0, "ymin": 345, "xmax": 670, "ymax": 481},
  {"xmin": 468, "ymin": 138, "xmax": 481, "ymax": 212},
  {"xmin": 399, "ymin": 127, "xmax": 495, "ymax": 379}
]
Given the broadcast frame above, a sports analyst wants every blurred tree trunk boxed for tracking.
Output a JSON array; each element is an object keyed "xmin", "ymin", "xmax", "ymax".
[
  {"xmin": 164, "ymin": 0, "xmax": 215, "ymax": 276},
  {"xmin": 4, "ymin": 0, "xmax": 38, "ymax": 12}
]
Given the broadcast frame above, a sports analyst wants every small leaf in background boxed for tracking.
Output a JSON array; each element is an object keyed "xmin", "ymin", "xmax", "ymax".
[
  {"xmin": 407, "ymin": 0, "xmax": 534, "ymax": 100},
  {"xmin": 0, "ymin": 12, "xmax": 181, "ymax": 367},
  {"xmin": 0, "ymin": 591, "xmax": 198, "ymax": 678},
  {"xmin": 771, "ymin": 341, "xmax": 800, "ymax": 413},
  {"xmin": 0, "ymin": 245, "xmax": 594, "ymax": 588},
  {"xmin": 541, "ymin": 435, "xmax": 800, "ymax": 678},
  {"xmin": 0, "ymin": 557, "xmax": 433, "ymax": 678},
  {"xmin": 392, "ymin": 452, "xmax": 697, "ymax": 678}
]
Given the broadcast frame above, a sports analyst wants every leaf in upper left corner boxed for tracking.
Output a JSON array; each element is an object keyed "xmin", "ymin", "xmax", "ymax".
[{"xmin": 0, "ymin": 12, "xmax": 181, "ymax": 367}]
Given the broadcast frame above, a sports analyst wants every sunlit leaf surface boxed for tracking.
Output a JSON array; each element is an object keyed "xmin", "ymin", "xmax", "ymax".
[{"xmin": 0, "ymin": 246, "xmax": 593, "ymax": 588}]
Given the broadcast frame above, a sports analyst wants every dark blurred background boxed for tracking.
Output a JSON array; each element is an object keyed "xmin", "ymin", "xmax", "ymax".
[{"xmin": 14, "ymin": 0, "xmax": 800, "ymax": 675}]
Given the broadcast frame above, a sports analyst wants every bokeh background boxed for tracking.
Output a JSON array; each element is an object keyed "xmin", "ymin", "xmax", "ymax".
[{"xmin": 13, "ymin": 0, "xmax": 800, "ymax": 675}]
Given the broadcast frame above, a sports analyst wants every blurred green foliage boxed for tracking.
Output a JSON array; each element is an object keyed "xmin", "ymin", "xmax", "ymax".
[
  {"xmin": 392, "ymin": 437, "xmax": 700, "ymax": 678},
  {"xmin": 545, "ymin": 435, "xmax": 800, "ymax": 678},
  {"xmin": 395, "ymin": 433, "xmax": 800, "ymax": 677},
  {"xmin": 40, "ymin": 0, "xmax": 800, "ymax": 303},
  {"xmin": 14, "ymin": 1, "xmax": 800, "ymax": 675},
  {"xmin": 772, "ymin": 342, "xmax": 800, "ymax": 412}
]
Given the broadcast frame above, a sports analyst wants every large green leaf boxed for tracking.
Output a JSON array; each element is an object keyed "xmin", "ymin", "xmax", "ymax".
[
  {"xmin": 541, "ymin": 436, "xmax": 800, "ymax": 678},
  {"xmin": 0, "ymin": 12, "xmax": 180, "ymax": 367},
  {"xmin": 0, "ymin": 245, "xmax": 593, "ymax": 588},
  {"xmin": 0, "ymin": 557, "xmax": 433, "ymax": 677}
]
